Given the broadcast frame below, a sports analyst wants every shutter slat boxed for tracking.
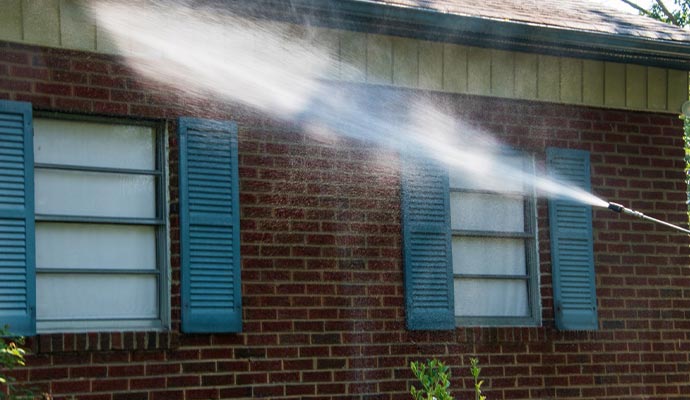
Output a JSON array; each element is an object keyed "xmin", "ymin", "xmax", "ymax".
[
  {"xmin": 179, "ymin": 117, "xmax": 241, "ymax": 333},
  {"xmin": 0, "ymin": 100, "xmax": 35, "ymax": 336},
  {"xmin": 402, "ymin": 158, "xmax": 454, "ymax": 330},
  {"xmin": 547, "ymin": 148, "xmax": 597, "ymax": 331}
]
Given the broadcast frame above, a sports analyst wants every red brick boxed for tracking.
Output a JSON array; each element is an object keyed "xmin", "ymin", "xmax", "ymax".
[
  {"xmin": 74, "ymin": 86, "xmax": 109, "ymax": 100},
  {"xmin": 0, "ymin": 78, "xmax": 31, "ymax": 91},
  {"xmin": 0, "ymin": 50, "xmax": 30, "ymax": 64},
  {"xmin": 93, "ymin": 101, "xmax": 128, "ymax": 115},
  {"xmin": 35, "ymin": 82, "xmax": 72, "ymax": 96}
]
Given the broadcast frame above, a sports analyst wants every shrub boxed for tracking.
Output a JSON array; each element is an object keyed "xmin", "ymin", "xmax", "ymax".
[
  {"xmin": 0, "ymin": 327, "xmax": 46, "ymax": 400},
  {"xmin": 410, "ymin": 358, "xmax": 486, "ymax": 400}
]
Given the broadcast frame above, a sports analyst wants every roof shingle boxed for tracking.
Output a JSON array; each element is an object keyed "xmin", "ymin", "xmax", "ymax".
[{"xmin": 364, "ymin": 0, "xmax": 690, "ymax": 42}]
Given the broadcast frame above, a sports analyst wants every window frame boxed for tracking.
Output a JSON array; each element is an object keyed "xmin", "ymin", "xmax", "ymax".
[
  {"xmin": 33, "ymin": 112, "xmax": 169, "ymax": 333},
  {"xmin": 448, "ymin": 153, "xmax": 541, "ymax": 327}
]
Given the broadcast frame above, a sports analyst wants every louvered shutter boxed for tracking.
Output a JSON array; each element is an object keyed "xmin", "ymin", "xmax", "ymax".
[
  {"xmin": 401, "ymin": 157, "xmax": 454, "ymax": 330},
  {"xmin": 179, "ymin": 118, "xmax": 241, "ymax": 333},
  {"xmin": 546, "ymin": 147, "xmax": 597, "ymax": 331},
  {"xmin": 0, "ymin": 101, "xmax": 35, "ymax": 336}
]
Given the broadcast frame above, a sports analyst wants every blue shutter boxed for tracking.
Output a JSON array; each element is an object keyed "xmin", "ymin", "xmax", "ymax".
[
  {"xmin": 0, "ymin": 100, "xmax": 35, "ymax": 336},
  {"xmin": 547, "ymin": 148, "xmax": 597, "ymax": 331},
  {"xmin": 179, "ymin": 118, "xmax": 241, "ymax": 333},
  {"xmin": 401, "ymin": 157, "xmax": 454, "ymax": 330}
]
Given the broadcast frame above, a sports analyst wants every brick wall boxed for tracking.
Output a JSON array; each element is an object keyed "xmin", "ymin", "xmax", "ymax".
[{"xmin": 2, "ymin": 41, "xmax": 690, "ymax": 400}]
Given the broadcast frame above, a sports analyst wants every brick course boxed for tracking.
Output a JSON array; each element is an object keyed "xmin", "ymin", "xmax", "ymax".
[{"xmin": 2, "ymin": 41, "xmax": 690, "ymax": 400}]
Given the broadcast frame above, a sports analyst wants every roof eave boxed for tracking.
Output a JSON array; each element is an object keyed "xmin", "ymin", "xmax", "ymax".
[{"xmin": 241, "ymin": 0, "xmax": 690, "ymax": 70}]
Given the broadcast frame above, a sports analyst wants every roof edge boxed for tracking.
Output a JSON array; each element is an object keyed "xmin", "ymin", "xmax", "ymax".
[{"xmin": 237, "ymin": 0, "xmax": 690, "ymax": 70}]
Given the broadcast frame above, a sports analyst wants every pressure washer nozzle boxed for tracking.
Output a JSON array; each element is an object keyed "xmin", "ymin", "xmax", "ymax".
[
  {"xmin": 608, "ymin": 202, "xmax": 644, "ymax": 218},
  {"xmin": 606, "ymin": 201, "xmax": 690, "ymax": 235},
  {"xmin": 607, "ymin": 202, "xmax": 624, "ymax": 213}
]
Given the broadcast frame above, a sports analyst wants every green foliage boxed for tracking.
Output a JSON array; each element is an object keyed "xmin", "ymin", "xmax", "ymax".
[
  {"xmin": 681, "ymin": 116, "xmax": 690, "ymax": 217},
  {"xmin": 0, "ymin": 327, "xmax": 26, "ymax": 381},
  {"xmin": 647, "ymin": 0, "xmax": 690, "ymax": 27},
  {"xmin": 469, "ymin": 358, "xmax": 486, "ymax": 400},
  {"xmin": 410, "ymin": 359, "xmax": 453, "ymax": 400},
  {"xmin": 624, "ymin": 0, "xmax": 690, "ymax": 27},
  {"xmin": 410, "ymin": 358, "xmax": 487, "ymax": 400},
  {"xmin": 0, "ymin": 327, "xmax": 34, "ymax": 400}
]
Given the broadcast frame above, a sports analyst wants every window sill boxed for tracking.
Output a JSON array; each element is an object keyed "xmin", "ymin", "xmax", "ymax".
[{"xmin": 27, "ymin": 331, "xmax": 180, "ymax": 354}]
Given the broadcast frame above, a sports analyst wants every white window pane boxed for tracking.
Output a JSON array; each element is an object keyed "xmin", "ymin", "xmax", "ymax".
[
  {"xmin": 449, "ymin": 155, "xmax": 527, "ymax": 193},
  {"xmin": 452, "ymin": 237, "xmax": 526, "ymax": 275},
  {"xmin": 34, "ymin": 119, "xmax": 155, "ymax": 170},
  {"xmin": 35, "ymin": 170, "xmax": 156, "ymax": 218},
  {"xmin": 36, "ymin": 223, "xmax": 156, "ymax": 270},
  {"xmin": 36, "ymin": 274, "xmax": 158, "ymax": 321},
  {"xmin": 454, "ymin": 279, "xmax": 528, "ymax": 317},
  {"xmin": 450, "ymin": 192, "xmax": 524, "ymax": 232}
]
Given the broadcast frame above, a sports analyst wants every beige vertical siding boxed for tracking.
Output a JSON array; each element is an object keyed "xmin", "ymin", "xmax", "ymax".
[
  {"xmin": 538, "ymin": 55, "xmax": 560, "ymax": 102},
  {"xmin": 626, "ymin": 64, "xmax": 647, "ymax": 109},
  {"xmin": 418, "ymin": 41, "xmax": 443, "ymax": 91},
  {"xmin": 442, "ymin": 43, "xmax": 467, "ymax": 93},
  {"xmin": 646, "ymin": 67, "xmax": 668, "ymax": 111},
  {"xmin": 60, "ymin": 0, "xmax": 96, "ymax": 50},
  {"xmin": 605, "ymin": 62, "xmax": 627, "ymax": 107},
  {"xmin": 491, "ymin": 50, "xmax": 515, "ymax": 98},
  {"xmin": 392, "ymin": 37, "xmax": 418, "ymax": 88},
  {"xmin": 1, "ymin": 0, "xmax": 687, "ymax": 114},
  {"xmin": 514, "ymin": 53, "xmax": 538, "ymax": 100},
  {"xmin": 668, "ymin": 69, "xmax": 689, "ymax": 111},
  {"xmin": 560, "ymin": 58, "xmax": 582, "ymax": 104},
  {"xmin": 467, "ymin": 47, "xmax": 491, "ymax": 95},
  {"xmin": 366, "ymin": 34, "xmax": 393, "ymax": 85},
  {"xmin": 0, "ymin": 0, "xmax": 23, "ymax": 41},
  {"xmin": 582, "ymin": 60, "xmax": 605, "ymax": 105},
  {"xmin": 340, "ymin": 31, "xmax": 367, "ymax": 83},
  {"xmin": 22, "ymin": 0, "xmax": 60, "ymax": 46}
]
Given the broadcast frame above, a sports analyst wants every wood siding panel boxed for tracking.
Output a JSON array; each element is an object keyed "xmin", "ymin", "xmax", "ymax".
[
  {"xmin": 418, "ymin": 41, "xmax": 443, "ymax": 91},
  {"xmin": 467, "ymin": 47, "xmax": 491, "ymax": 95},
  {"xmin": 626, "ymin": 64, "xmax": 647, "ymax": 109},
  {"xmin": 313, "ymin": 28, "xmax": 340, "ymax": 60},
  {"xmin": 312, "ymin": 28, "xmax": 340, "ymax": 81},
  {"xmin": 667, "ymin": 69, "xmax": 689, "ymax": 113},
  {"xmin": 538, "ymin": 55, "xmax": 560, "ymax": 102},
  {"xmin": 560, "ymin": 58, "xmax": 582, "ymax": 104},
  {"xmin": 366, "ymin": 34, "xmax": 393, "ymax": 85},
  {"xmin": 340, "ymin": 31, "xmax": 367, "ymax": 83},
  {"xmin": 582, "ymin": 60, "xmax": 605, "ymax": 106},
  {"xmin": 647, "ymin": 67, "xmax": 667, "ymax": 111},
  {"xmin": 0, "ymin": 0, "xmax": 23, "ymax": 41},
  {"xmin": 491, "ymin": 49, "xmax": 514, "ymax": 97},
  {"xmin": 514, "ymin": 53, "xmax": 538, "ymax": 100},
  {"xmin": 23, "ymin": 0, "xmax": 60, "ymax": 46},
  {"xmin": 60, "ymin": 0, "xmax": 96, "ymax": 51},
  {"xmin": 442, "ymin": 43, "xmax": 467, "ymax": 93},
  {"xmin": 393, "ymin": 37, "xmax": 419, "ymax": 88},
  {"xmin": 95, "ymin": 25, "xmax": 119, "ymax": 54},
  {"xmin": 605, "ymin": 62, "xmax": 626, "ymax": 107}
]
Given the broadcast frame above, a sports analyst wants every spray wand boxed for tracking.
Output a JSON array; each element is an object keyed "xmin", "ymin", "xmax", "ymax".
[{"xmin": 607, "ymin": 202, "xmax": 690, "ymax": 235}]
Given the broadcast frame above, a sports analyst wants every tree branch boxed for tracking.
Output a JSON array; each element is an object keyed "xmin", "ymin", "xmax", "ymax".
[
  {"xmin": 619, "ymin": 0, "xmax": 656, "ymax": 16},
  {"xmin": 655, "ymin": 0, "xmax": 681, "ymax": 25}
]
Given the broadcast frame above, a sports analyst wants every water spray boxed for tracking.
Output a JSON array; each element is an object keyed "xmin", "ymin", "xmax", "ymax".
[{"xmin": 607, "ymin": 202, "xmax": 690, "ymax": 235}]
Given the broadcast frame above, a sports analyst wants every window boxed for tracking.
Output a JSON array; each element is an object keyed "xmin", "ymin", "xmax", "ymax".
[
  {"xmin": 448, "ymin": 154, "xmax": 539, "ymax": 326},
  {"xmin": 401, "ymin": 153, "xmax": 539, "ymax": 329},
  {"xmin": 1, "ymin": 100, "xmax": 242, "ymax": 336},
  {"xmin": 402, "ymin": 149, "xmax": 597, "ymax": 331},
  {"xmin": 33, "ymin": 117, "xmax": 167, "ymax": 333}
]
